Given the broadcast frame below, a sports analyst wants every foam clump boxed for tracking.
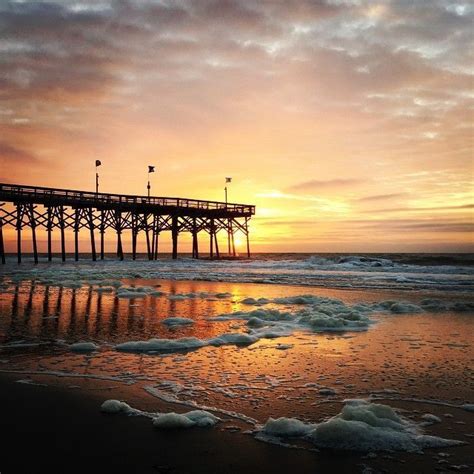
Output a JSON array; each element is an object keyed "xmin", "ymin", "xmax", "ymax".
[
  {"xmin": 116, "ymin": 337, "xmax": 205, "ymax": 353},
  {"xmin": 241, "ymin": 297, "xmax": 270, "ymax": 305},
  {"xmin": 116, "ymin": 286, "xmax": 158, "ymax": 298},
  {"xmin": 152, "ymin": 410, "xmax": 219, "ymax": 429},
  {"xmin": 69, "ymin": 342, "xmax": 98, "ymax": 352},
  {"xmin": 375, "ymin": 301, "xmax": 423, "ymax": 314},
  {"xmin": 209, "ymin": 333, "xmax": 258, "ymax": 346},
  {"xmin": 421, "ymin": 414, "xmax": 442, "ymax": 424},
  {"xmin": 101, "ymin": 399, "xmax": 133, "ymax": 414},
  {"xmin": 263, "ymin": 417, "xmax": 313, "ymax": 437},
  {"xmin": 273, "ymin": 295, "xmax": 327, "ymax": 305},
  {"xmin": 168, "ymin": 292, "xmax": 230, "ymax": 300},
  {"xmin": 260, "ymin": 400, "xmax": 463, "ymax": 452},
  {"xmin": 162, "ymin": 317, "xmax": 194, "ymax": 326},
  {"xmin": 299, "ymin": 311, "xmax": 371, "ymax": 332},
  {"xmin": 115, "ymin": 332, "xmax": 258, "ymax": 354},
  {"xmin": 420, "ymin": 299, "xmax": 474, "ymax": 313}
]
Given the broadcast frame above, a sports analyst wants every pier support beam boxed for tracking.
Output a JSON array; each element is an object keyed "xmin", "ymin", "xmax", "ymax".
[
  {"xmin": 145, "ymin": 214, "xmax": 152, "ymax": 261},
  {"xmin": 153, "ymin": 230, "xmax": 159, "ymax": 260},
  {"xmin": 115, "ymin": 211, "xmax": 123, "ymax": 261},
  {"xmin": 131, "ymin": 213, "xmax": 137, "ymax": 261},
  {"xmin": 192, "ymin": 217, "xmax": 199, "ymax": 259},
  {"xmin": 29, "ymin": 204, "xmax": 38, "ymax": 264},
  {"xmin": 0, "ymin": 215, "xmax": 5, "ymax": 264},
  {"xmin": 88, "ymin": 208, "xmax": 96, "ymax": 261},
  {"xmin": 172, "ymin": 215, "xmax": 178, "ymax": 260},
  {"xmin": 209, "ymin": 219, "xmax": 214, "ymax": 259},
  {"xmin": 60, "ymin": 206, "xmax": 66, "ymax": 262},
  {"xmin": 100, "ymin": 210, "xmax": 105, "ymax": 260},
  {"xmin": 245, "ymin": 217, "xmax": 250, "ymax": 258},
  {"xmin": 231, "ymin": 228, "xmax": 236, "ymax": 257},
  {"xmin": 214, "ymin": 229, "xmax": 220, "ymax": 259},
  {"xmin": 74, "ymin": 209, "xmax": 80, "ymax": 261},
  {"xmin": 16, "ymin": 203, "xmax": 22, "ymax": 264},
  {"xmin": 47, "ymin": 207, "xmax": 52, "ymax": 261}
]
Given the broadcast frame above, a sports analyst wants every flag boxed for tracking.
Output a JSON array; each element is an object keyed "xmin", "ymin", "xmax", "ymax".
[
  {"xmin": 148, "ymin": 165, "xmax": 155, "ymax": 173},
  {"xmin": 225, "ymin": 177, "xmax": 232, "ymax": 183},
  {"xmin": 95, "ymin": 160, "xmax": 102, "ymax": 167}
]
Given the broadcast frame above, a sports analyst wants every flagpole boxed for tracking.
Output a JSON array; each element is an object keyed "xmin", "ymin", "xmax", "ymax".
[{"xmin": 147, "ymin": 165, "xmax": 155, "ymax": 198}]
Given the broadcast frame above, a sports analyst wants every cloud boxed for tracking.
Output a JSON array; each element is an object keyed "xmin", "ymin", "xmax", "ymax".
[
  {"xmin": 287, "ymin": 179, "xmax": 364, "ymax": 193},
  {"xmin": 357, "ymin": 193, "xmax": 408, "ymax": 202},
  {"xmin": 0, "ymin": 142, "xmax": 39, "ymax": 164},
  {"xmin": 362, "ymin": 204, "xmax": 474, "ymax": 213}
]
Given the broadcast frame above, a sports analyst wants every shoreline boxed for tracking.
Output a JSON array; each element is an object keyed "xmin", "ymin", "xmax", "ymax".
[{"xmin": 1, "ymin": 371, "xmax": 472, "ymax": 474}]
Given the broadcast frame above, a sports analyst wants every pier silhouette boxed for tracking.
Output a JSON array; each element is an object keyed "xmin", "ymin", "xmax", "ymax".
[{"xmin": 0, "ymin": 183, "xmax": 255, "ymax": 264}]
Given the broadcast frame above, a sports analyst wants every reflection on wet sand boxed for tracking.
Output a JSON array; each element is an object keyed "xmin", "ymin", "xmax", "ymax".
[{"xmin": 1, "ymin": 280, "xmax": 245, "ymax": 344}]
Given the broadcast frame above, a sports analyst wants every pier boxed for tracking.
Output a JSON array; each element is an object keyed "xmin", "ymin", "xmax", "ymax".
[{"xmin": 0, "ymin": 183, "xmax": 255, "ymax": 264}]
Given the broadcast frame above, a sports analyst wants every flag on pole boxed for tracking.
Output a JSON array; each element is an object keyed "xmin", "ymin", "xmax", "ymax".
[
  {"xmin": 95, "ymin": 160, "xmax": 102, "ymax": 167},
  {"xmin": 148, "ymin": 165, "xmax": 155, "ymax": 173},
  {"xmin": 226, "ymin": 177, "xmax": 232, "ymax": 183}
]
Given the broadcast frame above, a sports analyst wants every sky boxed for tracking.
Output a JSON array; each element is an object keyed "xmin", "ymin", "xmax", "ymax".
[{"xmin": 0, "ymin": 0, "xmax": 473, "ymax": 253}]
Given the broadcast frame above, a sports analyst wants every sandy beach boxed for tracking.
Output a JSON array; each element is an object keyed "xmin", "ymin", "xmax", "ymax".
[{"xmin": 0, "ymin": 256, "xmax": 473, "ymax": 473}]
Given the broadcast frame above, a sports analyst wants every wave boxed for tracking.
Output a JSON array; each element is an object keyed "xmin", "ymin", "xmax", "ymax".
[{"xmin": 1, "ymin": 254, "xmax": 473, "ymax": 291}]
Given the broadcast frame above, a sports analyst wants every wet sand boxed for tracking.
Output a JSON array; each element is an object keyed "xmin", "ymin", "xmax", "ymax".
[
  {"xmin": 0, "ymin": 372, "xmax": 360, "ymax": 474},
  {"xmin": 0, "ymin": 277, "xmax": 473, "ymax": 473},
  {"xmin": 1, "ymin": 371, "xmax": 472, "ymax": 474}
]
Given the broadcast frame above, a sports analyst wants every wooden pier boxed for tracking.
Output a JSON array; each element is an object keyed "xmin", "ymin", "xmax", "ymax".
[{"xmin": 0, "ymin": 183, "xmax": 255, "ymax": 264}]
